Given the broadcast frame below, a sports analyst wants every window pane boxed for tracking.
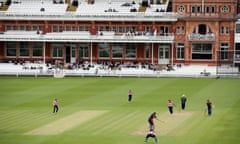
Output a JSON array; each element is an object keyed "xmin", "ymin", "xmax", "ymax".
[
  {"xmin": 65, "ymin": 26, "xmax": 71, "ymax": 31},
  {"xmin": 192, "ymin": 44, "xmax": 212, "ymax": 60},
  {"xmin": 32, "ymin": 42, "xmax": 43, "ymax": 57},
  {"xmin": 145, "ymin": 44, "xmax": 150, "ymax": 58},
  {"xmin": 126, "ymin": 44, "xmax": 136, "ymax": 58},
  {"xmin": 112, "ymin": 43, "xmax": 123, "ymax": 58},
  {"xmin": 6, "ymin": 42, "xmax": 17, "ymax": 56},
  {"xmin": 19, "ymin": 42, "xmax": 29, "ymax": 57},
  {"xmin": 52, "ymin": 25, "xmax": 57, "ymax": 32},
  {"xmin": 78, "ymin": 43, "xmax": 89, "ymax": 58},
  {"xmin": 99, "ymin": 43, "xmax": 110, "ymax": 58},
  {"xmin": 84, "ymin": 26, "xmax": 89, "ymax": 31},
  {"xmin": 118, "ymin": 26, "xmax": 123, "ymax": 33},
  {"xmin": 220, "ymin": 43, "xmax": 229, "ymax": 60},
  {"xmin": 176, "ymin": 43, "xmax": 184, "ymax": 59},
  {"xmin": 52, "ymin": 43, "xmax": 63, "ymax": 57}
]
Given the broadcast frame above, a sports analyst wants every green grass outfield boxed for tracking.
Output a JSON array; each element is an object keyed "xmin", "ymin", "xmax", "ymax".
[{"xmin": 0, "ymin": 77, "xmax": 239, "ymax": 144}]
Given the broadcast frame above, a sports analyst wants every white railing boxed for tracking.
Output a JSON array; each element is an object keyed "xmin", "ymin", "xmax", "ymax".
[
  {"xmin": 188, "ymin": 33, "xmax": 215, "ymax": 41},
  {"xmin": 0, "ymin": 31, "xmax": 174, "ymax": 43},
  {"xmin": 0, "ymin": 11, "xmax": 177, "ymax": 21}
]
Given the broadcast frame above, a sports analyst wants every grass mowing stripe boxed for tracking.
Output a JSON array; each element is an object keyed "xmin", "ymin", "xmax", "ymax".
[
  {"xmin": 0, "ymin": 110, "xmax": 52, "ymax": 132},
  {"xmin": 74, "ymin": 111, "xmax": 134, "ymax": 135},
  {"xmin": 24, "ymin": 110, "xmax": 108, "ymax": 135},
  {"xmin": 0, "ymin": 110, "xmax": 34, "ymax": 131},
  {"xmin": 96, "ymin": 111, "xmax": 140, "ymax": 135},
  {"xmin": 133, "ymin": 111, "xmax": 194, "ymax": 136},
  {"xmin": 0, "ymin": 78, "xmax": 239, "ymax": 144},
  {"xmin": 158, "ymin": 111, "xmax": 194, "ymax": 136},
  {"xmin": 70, "ymin": 110, "xmax": 142, "ymax": 136}
]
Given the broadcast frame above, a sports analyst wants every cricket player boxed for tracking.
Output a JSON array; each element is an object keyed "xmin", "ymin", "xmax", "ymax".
[
  {"xmin": 181, "ymin": 94, "xmax": 187, "ymax": 110},
  {"xmin": 148, "ymin": 112, "xmax": 158, "ymax": 131},
  {"xmin": 128, "ymin": 89, "xmax": 133, "ymax": 102},
  {"xmin": 144, "ymin": 129, "xmax": 158, "ymax": 144},
  {"xmin": 53, "ymin": 98, "xmax": 59, "ymax": 113},
  {"xmin": 167, "ymin": 100, "xmax": 175, "ymax": 114},
  {"xmin": 206, "ymin": 99, "xmax": 213, "ymax": 116}
]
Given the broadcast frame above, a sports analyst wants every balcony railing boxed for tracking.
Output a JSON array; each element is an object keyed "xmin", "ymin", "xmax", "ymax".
[
  {"xmin": 0, "ymin": 11, "xmax": 177, "ymax": 22},
  {"xmin": 0, "ymin": 31, "xmax": 175, "ymax": 43},
  {"xmin": 188, "ymin": 33, "xmax": 215, "ymax": 41}
]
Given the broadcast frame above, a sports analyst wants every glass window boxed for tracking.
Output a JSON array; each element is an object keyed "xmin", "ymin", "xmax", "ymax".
[
  {"xmin": 211, "ymin": 6, "xmax": 215, "ymax": 13},
  {"xmin": 78, "ymin": 43, "xmax": 89, "ymax": 58},
  {"xmin": 181, "ymin": 26, "xmax": 185, "ymax": 33},
  {"xmin": 6, "ymin": 25, "xmax": 11, "ymax": 31},
  {"xmin": 6, "ymin": 42, "xmax": 17, "ymax": 57},
  {"xmin": 197, "ymin": 6, "xmax": 201, "ymax": 13},
  {"xmin": 160, "ymin": 26, "xmax": 169, "ymax": 35},
  {"xmin": 112, "ymin": 43, "xmax": 123, "ymax": 58},
  {"xmin": 65, "ymin": 25, "xmax": 71, "ymax": 31},
  {"xmin": 59, "ymin": 25, "xmax": 63, "ymax": 32},
  {"xmin": 220, "ymin": 43, "xmax": 229, "ymax": 60},
  {"xmin": 105, "ymin": 26, "xmax": 110, "ymax": 31},
  {"xmin": 98, "ymin": 26, "xmax": 104, "ymax": 31},
  {"xmin": 131, "ymin": 26, "xmax": 136, "ymax": 32},
  {"xmin": 32, "ymin": 42, "xmax": 43, "ymax": 57},
  {"xmin": 52, "ymin": 25, "xmax": 57, "ymax": 32},
  {"xmin": 159, "ymin": 44, "xmax": 170, "ymax": 59},
  {"xmin": 78, "ymin": 26, "xmax": 83, "ymax": 31},
  {"xmin": 191, "ymin": 6, "xmax": 195, "ymax": 13},
  {"xmin": 72, "ymin": 47, "xmax": 75, "ymax": 57},
  {"xmin": 52, "ymin": 43, "xmax": 63, "ymax": 57},
  {"xmin": 220, "ymin": 26, "xmax": 224, "ymax": 34},
  {"xmin": 38, "ymin": 25, "xmax": 43, "ymax": 31},
  {"xmin": 126, "ymin": 26, "xmax": 131, "ymax": 32},
  {"xmin": 125, "ymin": 44, "xmax": 136, "ymax": 58},
  {"xmin": 19, "ymin": 42, "xmax": 29, "ymax": 57},
  {"xmin": 99, "ymin": 43, "xmax": 110, "ymax": 58},
  {"xmin": 176, "ymin": 26, "xmax": 181, "ymax": 34},
  {"xmin": 192, "ymin": 44, "xmax": 212, "ymax": 60},
  {"xmin": 26, "ymin": 25, "xmax": 30, "ymax": 31},
  {"xmin": 32, "ymin": 25, "xmax": 38, "ymax": 31},
  {"xmin": 206, "ymin": 6, "xmax": 210, "ymax": 13},
  {"xmin": 226, "ymin": 26, "xmax": 229, "ymax": 34},
  {"xmin": 118, "ymin": 26, "xmax": 123, "ymax": 33},
  {"xmin": 176, "ymin": 43, "xmax": 184, "ymax": 59},
  {"xmin": 145, "ymin": 26, "xmax": 151, "ymax": 32},
  {"xmin": 206, "ymin": 6, "xmax": 215, "ymax": 13},
  {"xmin": 72, "ymin": 26, "xmax": 76, "ymax": 31},
  {"xmin": 145, "ymin": 44, "xmax": 150, "ymax": 59},
  {"xmin": 112, "ymin": 26, "xmax": 117, "ymax": 32},
  {"xmin": 221, "ymin": 6, "xmax": 229, "ymax": 13},
  {"xmin": 178, "ymin": 5, "xmax": 185, "ymax": 13},
  {"xmin": 19, "ymin": 25, "xmax": 25, "ymax": 31},
  {"xmin": 12, "ymin": 25, "xmax": 17, "ymax": 30},
  {"xmin": 236, "ymin": 24, "xmax": 240, "ymax": 33},
  {"xmin": 84, "ymin": 26, "xmax": 89, "ymax": 31}
]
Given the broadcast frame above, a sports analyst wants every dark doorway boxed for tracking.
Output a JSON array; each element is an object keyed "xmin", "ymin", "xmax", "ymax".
[
  {"xmin": 66, "ymin": 46, "xmax": 71, "ymax": 63},
  {"xmin": 198, "ymin": 24, "xmax": 207, "ymax": 34}
]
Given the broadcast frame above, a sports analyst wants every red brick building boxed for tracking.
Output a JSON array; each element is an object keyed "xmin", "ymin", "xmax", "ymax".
[{"xmin": 0, "ymin": 0, "xmax": 237, "ymax": 66}]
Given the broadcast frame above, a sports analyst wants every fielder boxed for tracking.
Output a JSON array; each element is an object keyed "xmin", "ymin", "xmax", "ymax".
[{"xmin": 53, "ymin": 98, "xmax": 59, "ymax": 113}]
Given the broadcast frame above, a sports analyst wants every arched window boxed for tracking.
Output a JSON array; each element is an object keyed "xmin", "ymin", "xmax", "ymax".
[{"xmin": 198, "ymin": 24, "xmax": 207, "ymax": 34}]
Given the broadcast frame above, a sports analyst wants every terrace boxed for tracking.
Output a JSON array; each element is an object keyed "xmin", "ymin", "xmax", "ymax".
[
  {"xmin": 0, "ymin": 0, "xmax": 177, "ymax": 21},
  {"xmin": 0, "ymin": 62, "xmax": 219, "ymax": 78},
  {"xmin": 0, "ymin": 30, "xmax": 174, "ymax": 43}
]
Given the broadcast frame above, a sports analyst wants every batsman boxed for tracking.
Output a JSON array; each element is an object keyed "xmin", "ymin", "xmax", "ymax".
[{"xmin": 147, "ymin": 112, "xmax": 164, "ymax": 131}]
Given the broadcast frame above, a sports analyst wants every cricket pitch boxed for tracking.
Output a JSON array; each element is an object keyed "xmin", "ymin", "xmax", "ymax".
[{"xmin": 24, "ymin": 110, "xmax": 108, "ymax": 135}]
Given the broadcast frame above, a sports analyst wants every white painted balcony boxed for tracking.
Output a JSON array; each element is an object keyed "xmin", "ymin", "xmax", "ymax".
[
  {"xmin": 188, "ymin": 33, "xmax": 215, "ymax": 41},
  {"xmin": 0, "ymin": 31, "xmax": 174, "ymax": 43}
]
